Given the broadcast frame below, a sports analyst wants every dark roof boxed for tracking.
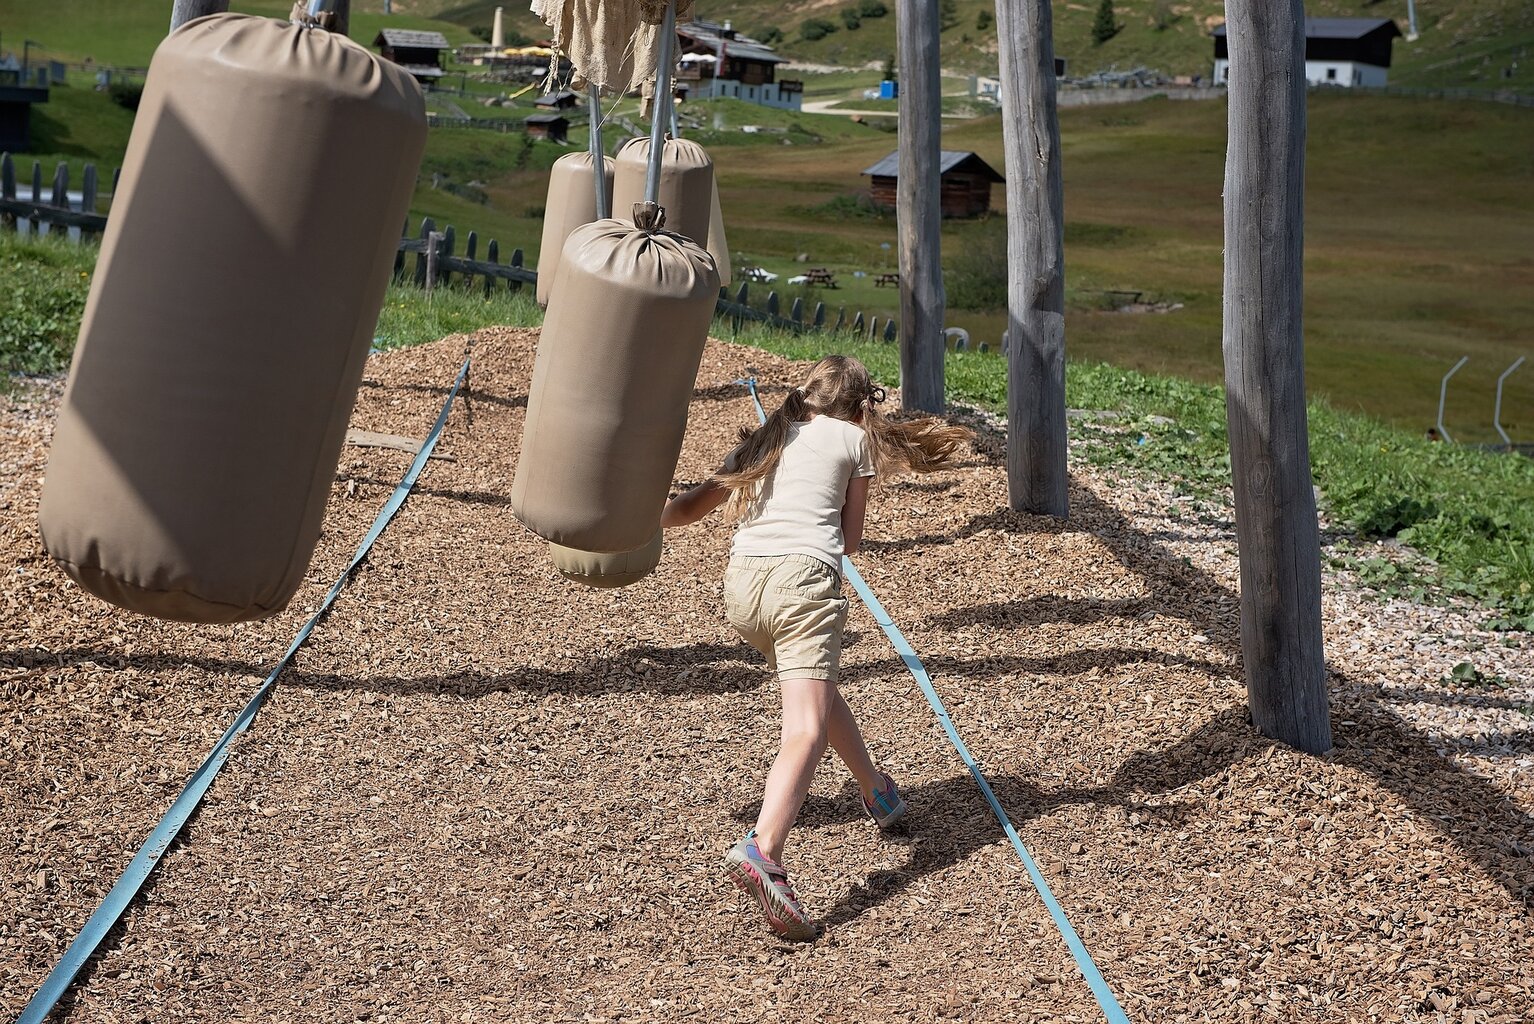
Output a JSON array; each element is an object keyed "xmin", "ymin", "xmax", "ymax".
[
  {"xmin": 534, "ymin": 90, "xmax": 578, "ymax": 106},
  {"xmin": 861, "ymin": 150, "xmax": 1004, "ymax": 183},
  {"xmin": 373, "ymin": 29, "xmax": 451, "ymax": 49},
  {"xmin": 1212, "ymin": 18, "xmax": 1400, "ymax": 40},
  {"xmin": 676, "ymin": 23, "xmax": 786, "ymax": 64},
  {"xmin": 524, "ymin": 113, "xmax": 569, "ymax": 124}
]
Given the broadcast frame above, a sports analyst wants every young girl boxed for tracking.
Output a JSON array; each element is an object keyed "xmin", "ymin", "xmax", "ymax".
[{"xmin": 661, "ymin": 355, "xmax": 971, "ymax": 941}]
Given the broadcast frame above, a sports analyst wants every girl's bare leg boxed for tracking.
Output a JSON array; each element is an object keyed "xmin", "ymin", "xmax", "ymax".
[
  {"xmin": 825, "ymin": 686, "xmax": 881, "ymax": 801},
  {"xmin": 753, "ymin": 678, "xmax": 832, "ymax": 862},
  {"xmin": 754, "ymin": 680, "xmax": 884, "ymax": 863}
]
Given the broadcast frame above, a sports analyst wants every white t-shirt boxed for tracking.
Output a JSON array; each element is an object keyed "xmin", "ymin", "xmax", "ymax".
[{"xmin": 730, "ymin": 415, "xmax": 876, "ymax": 570}]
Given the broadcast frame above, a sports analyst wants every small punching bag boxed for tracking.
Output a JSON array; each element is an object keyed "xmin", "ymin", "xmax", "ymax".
[
  {"xmin": 611, "ymin": 137, "xmax": 731, "ymax": 285},
  {"xmin": 510, "ymin": 207, "xmax": 718, "ymax": 557},
  {"xmin": 548, "ymin": 531, "xmax": 663, "ymax": 589},
  {"xmin": 536, "ymin": 150, "xmax": 615, "ymax": 308},
  {"xmin": 37, "ymin": 13, "xmax": 426, "ymax": 623}
]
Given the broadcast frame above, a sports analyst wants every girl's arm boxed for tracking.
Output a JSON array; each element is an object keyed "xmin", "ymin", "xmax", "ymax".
[
  {"xmin": 841, "ymin": 475, "xmax": 871, "ymax": 554},
  {"xmin": 662, "ymin": 478, "xmax": 730, "ymax": 528}
]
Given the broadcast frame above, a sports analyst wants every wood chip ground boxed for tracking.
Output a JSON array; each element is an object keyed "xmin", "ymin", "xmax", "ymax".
[{"xmin": 2, "ymin": 328, "xmax": 1531, "ymax": 1022}]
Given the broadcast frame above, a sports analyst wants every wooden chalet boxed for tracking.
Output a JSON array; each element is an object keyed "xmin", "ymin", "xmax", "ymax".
[
  {"xmin": 861, "ymin": 150, "xmax": 1004, "ymax": 219},
  {"xmin": 372, "ymin": 29, "xmax": 450, "ymax": 85},
  {"xmin": 1214, "ymin": 18, "xmax": 1402, "ymax": 88},
  {"xmin": 524, "ymin": 113, "xmax": 569, "ymax": 143},
  {"xmin": 0, "ymin": 65, "xmax": 49, "ymax": 152},
  {"xmin": 534, "ymin": 90, "xmax": 579, "ymax": 111}
]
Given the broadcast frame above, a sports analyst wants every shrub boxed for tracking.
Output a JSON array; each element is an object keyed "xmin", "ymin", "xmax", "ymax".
[
  {"xmin": 842, "ymin": 8, "xmax": 861, "ymax": 30},
  {"xmin": 759, "ymin": 26, "xmax": 784, "ymax": 44},
  {"xmin": 469, "ymin": 25, "xmax": 491, "ymax": 40},
  {"xmin": 1092, "ymin": 0, "xmax": 1121, "ymax": 45},
  {"xmin": 799, "ymin": 17, "xmax": 839, "ymax": 41},
  {"xmin": 108, "ymin": 80, "xmax": 144, "ymax": 112},
  {"xmin": 858, "ymin": 0, "xmax": 888, "ymax": 16},
  {"xmin": 976, "ymin": 10, "xmax": 992, "ymax": 31},
  {"xmin": 939, "ymin": 0, "xmax": 960, "ymax": 32}
]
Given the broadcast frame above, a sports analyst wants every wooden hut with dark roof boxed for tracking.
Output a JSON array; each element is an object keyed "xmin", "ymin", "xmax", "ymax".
[
  {"xmin": 861, "ymin": 150, "xmax": 1004, "ymax": 219},
  {"xmin": 372, "ymin": 29, "xmax": 450, "ymax": 85}
]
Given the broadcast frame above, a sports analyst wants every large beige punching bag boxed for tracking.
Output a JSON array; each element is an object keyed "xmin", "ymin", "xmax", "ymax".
[
  {"xmin": 37, "ymin": 13, "xmax": 426, "ymax": 623},
  {"xmin": 510, "ymin": 208, "xmax": 718, "ymax": 555},
  {"xmin": 611, "ymin": 138, "xmax": 731, "ymax": 286},
  {"xmin": 536, "ymin": 150, "xmax": 615, "ymax": 307}
]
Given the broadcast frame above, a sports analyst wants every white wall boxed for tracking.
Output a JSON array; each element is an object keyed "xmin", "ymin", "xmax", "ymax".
[
  {"xmin": 1214, "ymin": 57, "xmax": 1389, "ymax": 88},
  {"xmin": 695, "ymin": 78, "xmax": 802, "ymax": 110}
]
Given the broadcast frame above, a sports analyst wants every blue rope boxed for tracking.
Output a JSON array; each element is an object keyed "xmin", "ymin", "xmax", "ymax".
[
  {"xmin": 18, "ymin": 356, "xmax": 471, "ymax": 1024},
  {"xmin": 738, "ymin": 378, "xmax": 1130, "ymax": 1024}
]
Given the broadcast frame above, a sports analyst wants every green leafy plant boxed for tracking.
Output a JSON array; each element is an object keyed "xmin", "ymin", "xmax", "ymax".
[
  {"xmin": 1092, "ymin": 0, "xmax": 1121, "ymax": 45},
  {"xmin": 799, "ymin": 17, "xmax": 840, "ymax": 41},
  {"xmin": 842, "ymin": 8, "xmax": 862, "ymax": 30}
]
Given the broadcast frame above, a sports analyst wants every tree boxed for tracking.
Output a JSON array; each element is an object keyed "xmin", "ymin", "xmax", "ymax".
[
  {"xmin": 1221, "ymin": 0, "xmax": 1332, "ymax": 754},
  {"xmin": 842, "ymin": 8, "xmax": 862, "ymax": 30},
  {"xmin": 1091, "ymin": 0, "xmax": 1120, "ymax": 45},
  {"xmin": 858, "ymin": 0, "xmax": 888, "ymax": 17},
  {"xmin": 939, "ymin": 0, "xmax": 961, "ymax": 32},
  {"xmin": 881, "ymin": 54, "xmax": 897, "ymax": 81},
  {"xmin": 977, "ymin": 10, "xmax": 993, "ymax": 31},
  {"xmin": 469, "ymin": 25, "xmax": 491, "ymax": 41}
]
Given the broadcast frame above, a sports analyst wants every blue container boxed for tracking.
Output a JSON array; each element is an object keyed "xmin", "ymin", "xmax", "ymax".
[{"xmin": 879, "ymin": 79, "xmax": 898, "ymax": 100}]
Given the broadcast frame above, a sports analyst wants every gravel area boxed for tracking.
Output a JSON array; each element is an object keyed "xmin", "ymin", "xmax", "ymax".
[{"xmin": 3, "ymin": 328, "xmax": 1531, "ymax": 1023}]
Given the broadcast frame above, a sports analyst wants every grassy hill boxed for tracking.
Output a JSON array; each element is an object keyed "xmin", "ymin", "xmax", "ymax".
[{"xmin": 5, "ymin": 1, "xmax": 1530, "ymax": 88}]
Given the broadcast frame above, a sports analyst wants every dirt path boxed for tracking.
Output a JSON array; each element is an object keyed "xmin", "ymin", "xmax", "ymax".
[{"xmin": 3, "ymin": 329, "xmax": 1531, "ymax": 1022}]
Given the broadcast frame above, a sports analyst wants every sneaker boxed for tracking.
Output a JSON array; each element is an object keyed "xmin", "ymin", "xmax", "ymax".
[
  {"xmin": 722, "ymin": 833, "xmax": 817, "ymax": 942},
  {"xmin": 862, "ymin": 772, "xmax": 908, "ymax": 829}
]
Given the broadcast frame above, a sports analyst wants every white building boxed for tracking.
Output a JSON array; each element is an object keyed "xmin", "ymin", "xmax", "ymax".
[
  {"xmin": 675, "ymin": 20, "xmax": 802, "ymax": 110},
  {"xmin": 1213, "ymin": 18, "xmax": 1403, "ymax": 89}
]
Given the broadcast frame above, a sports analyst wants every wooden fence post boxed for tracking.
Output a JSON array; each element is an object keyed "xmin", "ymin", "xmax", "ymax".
[
  {"xmin": 81, "ymin": 164, "xmax": 99, "ymax": 230},
  {"xmin": 462, "ymin": 229, "xmax": 477, "ymax": 290},
  {"xmin": 440, "ymin": 224, "xmax": 456, "ymax": 287},
  {"xmin": 509, "ymin": 248, "xmax": 524, "ymax": 293},
  {"xmin": 0, "ymin": 153, "xmax": 14, "ymax": 230},
  {"xmin": 425, "ymin": 230, "xmax": 444, "ymax": 293},
  {"xmin": 393, "ymin": 216, "xmax": 409, "ymax": 281},
  {"xmin": 766, "ymin": 291, "xmax": 779, "ymax": 317},
  {"xmin": 170, "ymin": 0, "xmax": 229, "ymax": 33},
  {"xmin": 1222, "ymin": 0, "xmax": 1331, "ymax": 755},
  {"xmin": 897, "ymin": 0, "xmax": 946, "ymax": 412},
  {"xmin": 484, "ymin": 239, "xmax": 499, "ymax": 296},
  {"xmin": 995, "ymin": 0, "xmax": 1069, "ymax": 518},
  {"xmin": 413, "ymin": 217, "xmax": 435, "ymax": 287},
  {"xmin": 813, "ymin": 302, "xmax": 826, "ymax": 329},
  {"xmin": 790, "ymin": 297, "xmax": 803, "ymax": 325}
]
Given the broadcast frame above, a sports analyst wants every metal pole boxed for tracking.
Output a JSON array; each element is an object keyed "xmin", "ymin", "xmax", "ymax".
[
  {"xmin": 588, "ymin": 85, "xmax": 609, "ymax": 219},
  {"xmin": 1437, "ymin": 355, "xmax": 1468, "ymax": 444},
  {"xmin": 1406, "ymin": 0, "xmax": 1419, "ymax": 41},
  {"xmin": 643, "ymin": 1, "xmax": 677, "ymax": 206},
  {"xmin": 170, "ymin": 1, "xmax": 228, "ymax": 33},
  {"xmin": 1495, "ymin": 356, "xmax": 1526, "ymax": 448}
]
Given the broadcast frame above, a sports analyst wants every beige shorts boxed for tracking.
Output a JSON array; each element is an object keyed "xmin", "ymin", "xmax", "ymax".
[{"xmin": 724, "ymin": 554, "xmax": 849, "ymax": 683}]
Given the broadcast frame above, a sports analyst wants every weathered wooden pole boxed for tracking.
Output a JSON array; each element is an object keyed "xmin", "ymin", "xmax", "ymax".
[
  {"xmin": 169, "ymin": 0, "xmax": 228, "ymax": 32},
  {"xmin": 1222, "ymin": 0, "xmax": 1332, "ymax": 754},
  {"xmin": 896, "ymin": 0, "xmax": 946, "ymax": 412},
  {"xmin": 994, "ymin": 0, "xmax": 1068, "ymax": 517}
]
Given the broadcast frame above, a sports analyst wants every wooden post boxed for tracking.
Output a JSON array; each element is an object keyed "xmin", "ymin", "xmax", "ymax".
[
  {"xmin": 47, "ymin": 163, "xmax": 68, "ymax": 239},
  {"xmin": 1222, "ymin": 0, "xmax": 1331, "ymax": 755},
  {"xmin": 509, "ymin": 248, "xmax": 524, "ymax": 293},
  {"xmin": 81, "ymin": 163, "xmax": 99, "ymax": 228},
  {"xmin": 897, "ymin": 0, "xmax": 946, "ymax": 412},
  {"xmin": 413, "ymin": 217, "xmax": 434, "ymax": 287},
  {"xmin": 485, "ymin": 239, "xmax": 499, "ymax": 296},
  {"xmin": 790, "ymin": 297, "xmax": 804, "ymax": 325},
  {"xmin": 170, "ymin": 0, "xmax": 229, "ymax": 32},
  {"xmin": 995, "ymin": 0, "xmax": 1069, "ymax": 517},
  {"xmin": 0, "ymin": 153, "xmax": 14, "ymax": 229},
  {"xmin": 441, "ymin": 224, "xmax": 456, "ymax": 286},
  {"xmin": 425, "ymin": 230, "xmax": 444, "ymax": 293}
]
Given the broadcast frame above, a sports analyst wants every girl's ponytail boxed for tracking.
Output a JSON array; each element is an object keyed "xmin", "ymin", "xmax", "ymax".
[
  {"xmin": 861, "ymin": 403, "xmax": 973, "ymax": 477},
  {"xmin": 714, "ymin": 388, "xmax": 810, "ymax": 519}
]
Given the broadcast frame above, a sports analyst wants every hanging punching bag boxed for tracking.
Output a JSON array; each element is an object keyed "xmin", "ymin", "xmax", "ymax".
[
  {"xmin": 536, "ymin": 150, "xmax": 615, "ymax": 307},
  {"xmin": 611, "ymin": 138, "xmax": 730, "ymax": 284},
  {"xmin": 510, "ymin": 208, "xmax": 718, "ymax": 555},
  {"xmin": 548, "ymin": 531, "xmax": 663, "ymax": 589},
  {"xmin": 37, "ymin": 13, "xmax": 426, "ymax": 623}
]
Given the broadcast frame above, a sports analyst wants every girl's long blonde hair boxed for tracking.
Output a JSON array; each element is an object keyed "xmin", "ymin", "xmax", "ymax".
[{"xmin": 715, "ymin": 356, "xmax": 973, "ymax": 519}]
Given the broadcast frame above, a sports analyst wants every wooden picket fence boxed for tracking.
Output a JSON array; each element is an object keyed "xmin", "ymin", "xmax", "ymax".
[
  {"xmin": 0, "ymin": 154, "xmax": 918, "ymax": 346},
  {"xmin": 0, "ymin": 154, "xmax": 116, "ymax": 236}
]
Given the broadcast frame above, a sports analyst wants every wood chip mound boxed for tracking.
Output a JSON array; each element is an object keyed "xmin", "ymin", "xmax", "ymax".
[{"xmin": 3, "ymin": 328, "xmax": 1531, "ymax": 1023}]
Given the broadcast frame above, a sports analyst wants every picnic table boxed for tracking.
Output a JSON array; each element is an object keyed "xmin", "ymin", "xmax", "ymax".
[
  {"xmin": 874, "ymin": 272, "xmax": 899, "ymax": 287},
  {"xmin": 803, "ymin": 267, "xmax": 839, "ymax": 288}
]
